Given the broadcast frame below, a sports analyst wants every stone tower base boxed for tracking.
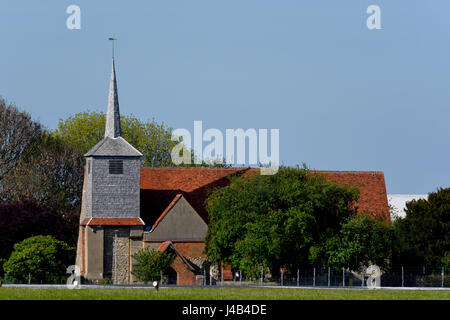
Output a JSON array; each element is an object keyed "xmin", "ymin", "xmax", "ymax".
[{"xmin": 76, "ymin": 224, "xmax": 144, "ymax": 284}]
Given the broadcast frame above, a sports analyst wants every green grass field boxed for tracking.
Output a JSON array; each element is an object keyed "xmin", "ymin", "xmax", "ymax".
[{"xmin": 0, "ymin": 287, "xmax": 448, "ymax": 300}]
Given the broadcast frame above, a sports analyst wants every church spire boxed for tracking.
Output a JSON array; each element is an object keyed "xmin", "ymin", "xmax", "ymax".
[
  {"xmin": 84, "ymin": 40, "xmax": 143, "ymax": 158},
  {"xmin": 105, "ymin": 39, "xmax": 121, "ymax": 138},
  {"xmin": 105, "ymin": 58, "xmax": 121, "ymax": 138}
]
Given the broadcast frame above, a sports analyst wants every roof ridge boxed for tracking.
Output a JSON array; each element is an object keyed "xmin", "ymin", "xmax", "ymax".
[
  {"xmin": 310, "ymin": 170, "xmax": 384, "ymax": 174},
  {"xmin": 116, "ymin": 136, "xmax": 144, "ymax": 156},
  {"xmin": 141, "ymin": 166, "xmax": 251, "ymax": 170},
  {"xmin": 150, "ymin": 194, "xmax": 183, "ymax": 231},
  {"xmin": 83, "ymin": 217, "xmax": 144, "ymax": 226},
  {"xmin": 84, "ymin": 137, "xmax": 108, "ymax": 156},
  {"xmin": 84, "ymin": 136, "xmax": 143, "ymax": 157}
]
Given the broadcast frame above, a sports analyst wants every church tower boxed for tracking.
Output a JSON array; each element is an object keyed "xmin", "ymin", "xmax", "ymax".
[
  {"xmin": 84, "ymin": 58, "xmax": 143, "ymax": 219},
  {"xmin": 76, "ymin": 56, "xmax": 145, "ymax": 284}
]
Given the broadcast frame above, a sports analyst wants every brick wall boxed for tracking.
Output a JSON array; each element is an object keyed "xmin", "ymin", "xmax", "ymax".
[{"xmin": 171, "ymin": 255, "xmax": 196, "ymax": 285}]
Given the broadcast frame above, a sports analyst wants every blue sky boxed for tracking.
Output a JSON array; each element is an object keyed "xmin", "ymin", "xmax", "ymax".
[{"xmin": 1, "ymin": 1, "xmax": 449, "ymax": 193}]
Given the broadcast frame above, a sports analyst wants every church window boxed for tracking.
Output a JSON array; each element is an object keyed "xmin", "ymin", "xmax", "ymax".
[{"xmin": 109, "ymin": 160, "xmax": 123, "ymax": 174}]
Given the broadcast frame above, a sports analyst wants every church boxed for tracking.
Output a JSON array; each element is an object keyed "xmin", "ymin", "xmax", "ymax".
[{"xmin": 75, "ymin": 58, "xmax": 390, "ymax": 285}]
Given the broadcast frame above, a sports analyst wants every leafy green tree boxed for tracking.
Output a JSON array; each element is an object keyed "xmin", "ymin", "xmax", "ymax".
[
  {"xmin": 53, "ymin": 111, "xmax": 178, "ymax": 167},
  {"xmin": 3, "ymin": 235, "xmax": 75, "ymax": 283},
  {"xmin": 131, "ymin": 247, "xmax": 175, "ymax": 283},
  {"xmin": 392, "ymin": 187, "xmax": 450, "ymax": 269},
  {"xmin": 323, "ymin": 213, "xmax": 392, "ymax": 271},
  {"xmin": 204, "ymin": 166, "xmax": 360, "ymax": 277}
]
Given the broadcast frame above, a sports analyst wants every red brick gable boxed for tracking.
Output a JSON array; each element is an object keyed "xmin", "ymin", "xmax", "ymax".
[{"xmin": 157, "ymin": 241, "xmax": 195, "ymax": 271}]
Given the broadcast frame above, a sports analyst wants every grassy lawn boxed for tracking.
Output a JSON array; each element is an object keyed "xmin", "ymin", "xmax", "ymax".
[{"xmin": 0, "ymin": 287, "xmax": 448, "ymax": 300}]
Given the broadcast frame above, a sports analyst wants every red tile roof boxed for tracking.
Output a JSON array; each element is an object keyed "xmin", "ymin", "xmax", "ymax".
[
  {"xmin": 157, "ymin": 240, "xmax": 173, "ymax": 252},
  {"xmin": 172, "ymin": 242, "xmax": 206, "ymax": 258},
  {"xmin": 81, "ymin": 217, "xmax": 145, "ymax": 226},
  {"xmin": 139, "ymin": 167, "xmax": 390, "ymax": 225},
  {"xmin": 309, "ymin": 171, "xmax": 390, "ymax": 220},
  {"xmin": 140, "ymin": 167, "xmax": 252, "ymax": 192}
]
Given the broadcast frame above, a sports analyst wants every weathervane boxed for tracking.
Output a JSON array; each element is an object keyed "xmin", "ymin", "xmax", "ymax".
[{"xmin": 108, "ymin": 37, "xmax": 117, "ymax": 58}]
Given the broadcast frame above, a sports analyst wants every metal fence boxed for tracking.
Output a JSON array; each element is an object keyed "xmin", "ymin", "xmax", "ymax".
[
  {"xmin": 199, "ymin": 266, "xmax": 449, "ymax": 288},
  {"xmin": 1, "ymin": 266, "xmax": 448, "ymax": 288}
]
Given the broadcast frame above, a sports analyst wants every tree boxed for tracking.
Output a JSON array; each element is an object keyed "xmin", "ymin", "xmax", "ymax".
[
  {"xmin": 0, "ymin": 199, "xmax": 76, "ymax": 261},
  {"xmin": 0, "ymin": 132, "xmax": 84, "ymax": 217},
  {"xmin": 0, "ymin": 258, "xmax": 6, "ymax": 278},
  {"xmin": 131, "ymin": 247, "xmax": 175, "ymax": 283},
  {"xmin": 323, "ymin": 213, "xmax": 392, "ymax": 271},
  {"xmin": 392, "ymin": 187, "xmax": 450, "ymax": 269},
  {"xmin": 53, "ymin": 111, "xmax": 178, "ymax": 167},
  {"xmin": 0, "ymin": 97, "xmax": 42, "ymax": 182},
  {"xmin": 204, "ymin": 166, "xmax": 360, "ymax": 277},
  {"xmin": 3, "ymin": 235, "xmax": 75, "ymax": 283}
]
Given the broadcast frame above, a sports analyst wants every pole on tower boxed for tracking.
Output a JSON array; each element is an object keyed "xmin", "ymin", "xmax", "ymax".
[{"xmin": 108, "ymin": 37, "xmax": 117, "ymax": 59}]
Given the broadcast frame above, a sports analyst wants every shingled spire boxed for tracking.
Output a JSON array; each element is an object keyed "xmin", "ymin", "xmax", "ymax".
[
  {"xmin": 105, "ymin": 58, "xmax": 121, "ymax": 138},
  {"xmin": 84, "ymin": 54, "xmax": 142, "ymax": 157}
]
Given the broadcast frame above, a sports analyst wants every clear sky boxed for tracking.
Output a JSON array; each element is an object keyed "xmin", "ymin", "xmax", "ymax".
[{"xmin": 1, "ymin": 1, "xmax": 449, "ymax": 194}]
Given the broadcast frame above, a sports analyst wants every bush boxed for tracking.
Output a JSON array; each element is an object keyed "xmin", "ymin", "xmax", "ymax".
[
  {"xmin": 3, "ymin": 235, "xmax": 75, "ymax": 283},
  {"xmin": 0, "ymin": 274, "xmax": 19, "ymax": 285},
  {"xmin": 131, "ymin": 247, "xmax": 175, "ymax": 284}
]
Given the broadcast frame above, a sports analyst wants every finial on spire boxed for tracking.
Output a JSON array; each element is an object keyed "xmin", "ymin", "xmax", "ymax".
[{"xmin": 109, "ymin": 37, "xmax": 116, "ymax": 59}]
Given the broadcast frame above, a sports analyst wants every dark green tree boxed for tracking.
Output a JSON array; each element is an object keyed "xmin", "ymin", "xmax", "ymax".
[
  {"xmin": 3, "ymin": 235, "xmax": 75, "ymax": 283},
  {"xmin": 131, "ymin": 247, "xmax": 175, "ymax": 283},
  {"xmin": 204, "ymin": 166, "xmax": 360, "ymax": 277},
  {"xmin": 392, "ymin": 188, "xmax": 450, "ymax": 269}
]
